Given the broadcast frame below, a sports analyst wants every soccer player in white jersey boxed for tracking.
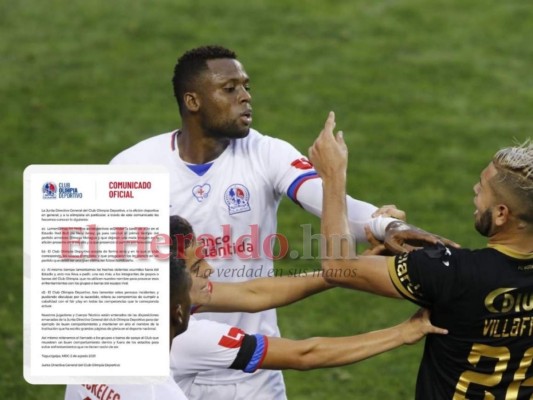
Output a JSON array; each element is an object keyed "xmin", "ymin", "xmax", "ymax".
[
  {"xmin": 168, "ymin": 215, "xmax": 447, "ymax": 398},
  {"xmin": 110, "ymin": 45, "xmax": 453, "ymax": 399},
  {"xmin": 65, "ymin": 258, "xmax": 191, "ymax": 400}
]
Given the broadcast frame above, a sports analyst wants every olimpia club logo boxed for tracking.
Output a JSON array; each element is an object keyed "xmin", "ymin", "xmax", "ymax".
[
  {"xmin": 42, "ymin": 182, "xmax": 57, "ymax": 199},
  {"xmin": 224, "ymin": 184, "xmax": 251, "ymax": 215},
  {"xmin": 42, "ymin": 181, "xmax": 83, "ymax": 199}
]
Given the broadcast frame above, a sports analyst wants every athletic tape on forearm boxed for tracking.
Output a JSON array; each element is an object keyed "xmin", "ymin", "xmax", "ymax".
[{"xmin": 296, "ymin": 178, "xmax": 398, "ymax": 242}]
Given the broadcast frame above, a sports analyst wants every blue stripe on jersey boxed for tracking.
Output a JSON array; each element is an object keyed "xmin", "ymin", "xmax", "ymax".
[
  {"xmin": 243, "ymin": 334, "xmax": 267, "ymax": 373},
  {"xmin": 287, "ymin": 171, "xmax": 319, "ymax": 201},
  {"xmin": 186, "ymin": 162, "xmax": 213, "ymax": 176}
]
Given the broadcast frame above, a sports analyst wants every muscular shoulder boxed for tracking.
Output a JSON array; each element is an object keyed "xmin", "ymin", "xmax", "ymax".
[
  {"xmin": 172, "ymin": 317, "xmax": 235, "ymax": 350},
  {"xmin": 110, "ymin": 132, "xmax": 175, "ymax": 164},
  {"xmin": 389, "ymin": 245, "xmax": 482, "ymax": 305},
  {"xmin": 170, "ymin": 317, "xmax": 248, "ymax": 374},
  {"xmin": 233, "ymin": 129, "xmax": 297, "ymax": 156},
  {"xmin": 408, "ymin": 245, "xmax": 505, "ymax": 271}
]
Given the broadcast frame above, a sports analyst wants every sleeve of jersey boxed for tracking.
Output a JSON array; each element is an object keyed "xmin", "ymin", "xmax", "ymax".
[
  {"xmin": 170, "ymin": 320, "xmax": 269, "ymax": 376},
  {"xmin": 261, "ymin": 137, "xmax": 320, "ymax": 198},
  {"xmin": 260, "ymin": 137, "xmax": 399, "ymax": 241},
  {"xmin": 229, "ymin": 334, "xmax": 269, "ymax": 373},
  {"xmin": 170, "ymin": 320, "xmax": 248, "ymax": 374},
  {"xmin": 295, "ymin": 178, "xmax": 399, "ymax": 242},
  {"xmin": 387, "ymin": 244, "xmax": 460, "ymax": 306}
]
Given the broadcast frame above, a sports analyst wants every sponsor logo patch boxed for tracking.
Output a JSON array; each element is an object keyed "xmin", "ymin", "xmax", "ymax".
[{"xmin": 291, "ymin": 158, "xmax": 313, "ymax": 170}]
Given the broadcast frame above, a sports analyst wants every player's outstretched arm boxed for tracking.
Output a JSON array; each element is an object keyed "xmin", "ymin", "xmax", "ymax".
[
  {"xmin": 308, "ymin": 112, "xmax": 456, "ymax": 294},
  {"xmin": 383, "ymin": 220, "xmax": 459, "ymax": 253},
  {"xmin": 196, "ymin": 272, "xmax": 332, "ymax": 313},
  {"xmin": 307, "ymin": 111, "xmax": 459, "ymax": 252},
  {"xmin": 261, "ymin": 308, "xmax": 447, "ymax": 370},
  {"xmin": 307, "ymin": 112, "xmax": 398, "ymax": 295},
  {"xmin": 295, "ymin": 177, "xmax": 407, "ymax": 242}
]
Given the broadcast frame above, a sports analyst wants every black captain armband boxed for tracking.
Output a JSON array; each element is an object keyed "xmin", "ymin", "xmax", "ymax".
[{"xmin": 229, "ymin": 333, "xmax": 268, "ymax": 373}]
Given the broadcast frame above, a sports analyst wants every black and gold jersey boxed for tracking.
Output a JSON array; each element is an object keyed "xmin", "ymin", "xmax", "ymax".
[{"xmin": 388, "ymin": 244, "xmax": 533, "ymax": 399}]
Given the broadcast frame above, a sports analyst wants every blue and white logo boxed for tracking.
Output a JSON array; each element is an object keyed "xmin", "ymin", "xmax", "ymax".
[
  {"xmin": 58, "ymin": 182, "xmax": 83, "ymax": 199},
  {"xmin": 224, "ymin": 184, "xmax": 251, "ymax": 215},
  {"xmin": 42, "ymin": 182, "xmax": 57, "ymax": 199}
]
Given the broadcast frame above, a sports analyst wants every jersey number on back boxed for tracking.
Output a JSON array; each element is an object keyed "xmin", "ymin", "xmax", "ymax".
[{"xmin": 453, "ymin": 343, "xmax": 533, "ymax": 399}]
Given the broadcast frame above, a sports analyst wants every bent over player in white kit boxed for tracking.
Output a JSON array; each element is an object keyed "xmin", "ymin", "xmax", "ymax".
[
  {"xmin": 65, "ymin": 258, "xmax": 191, "ymax": 400},
  {"xmin": 110, "ymin": 45, "xmax": 448, "ymax": 399},
  {"xmin": 168, "ymin": 215, "xmax": 447, "ymax": 398}
]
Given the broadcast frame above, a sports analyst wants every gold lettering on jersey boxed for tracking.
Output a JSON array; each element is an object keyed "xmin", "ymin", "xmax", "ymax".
[
  {"xmin": 483, "ymin": 317, "xmax": 533, "ymax": 338},
  {"xmin": 483, "ymin": 288, "xmax": 533, "ymax": 338},
  {"xmin": 396, "ymin": 253, "xmax": 409, "ymax": 278},
  {"xmin": 395, "ymin": 253, "xmax": 422, "ymax": 297},
  {"xmin": 485, "ymin": 288, "xmax": 533, "ymax": 313}
]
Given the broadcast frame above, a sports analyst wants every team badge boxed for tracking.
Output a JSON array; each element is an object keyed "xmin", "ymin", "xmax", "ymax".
[
  {"xmin": 192, "ymin": 184, "xmax": 211, "ymax": 203},
  {"xmin": 224, "ymin": 184, "xmax": 251, "ymax": 215},
  {"xmin": 42, "ymin": 182, "xmax": 57, "ymax": 199}
]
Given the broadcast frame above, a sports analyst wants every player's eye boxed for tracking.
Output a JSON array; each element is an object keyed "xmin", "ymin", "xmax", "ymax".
[
  {"xmin": 191, "ymin": 262, "xmax": 200, "ymax": 275},
  {"xmin": 224, "ymin": 86, "xmax": 236, "ymax": 92}
]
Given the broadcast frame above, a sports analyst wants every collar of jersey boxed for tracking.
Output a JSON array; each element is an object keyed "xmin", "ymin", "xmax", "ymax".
[
  {"xmin": 171, "ymin": 130, "xmax": 230, "ymax": 177},
  {"xmin": 488, "ymin": 243, "xmax": 533, "ymax": 259}
]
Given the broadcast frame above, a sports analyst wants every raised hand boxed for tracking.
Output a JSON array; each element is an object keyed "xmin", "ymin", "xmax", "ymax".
[{"xmin": 308, "ymin": 111, "xmax": 348, "ymax": 180}]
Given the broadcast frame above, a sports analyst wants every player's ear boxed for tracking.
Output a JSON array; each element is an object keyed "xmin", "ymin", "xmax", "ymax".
[
  {"xmin": 184, "ymin": 92, "xmax": 200, "ymax": 112},
  {"xmin": 493, "ymin": 204, "xmax": 510, "ymax": 227}
]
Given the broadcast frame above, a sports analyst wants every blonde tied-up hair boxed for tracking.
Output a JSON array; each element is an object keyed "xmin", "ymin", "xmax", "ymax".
[
  {"xmin": 493, "ymin": 139, "xmax": 533, "ymax": 185},
  {"xmin": 491, "ymin": 139, "xmax": 533, "ymax": 226}
]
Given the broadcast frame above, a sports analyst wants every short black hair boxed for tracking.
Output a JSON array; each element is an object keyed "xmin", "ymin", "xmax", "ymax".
[
  {"xmin": 169, "ymin": 214, "xmax": 195, "ymax": 257},
  {"xmin": 169, "ymin": 256, "xmax": 191, "ymax": 335},
  {"xmin": 169, "ymin": 256, "xmax": 189, "ymax": 301},
  {"xmin": 172, "ymin": 45, "xmax": 237, "ymax": 114}
]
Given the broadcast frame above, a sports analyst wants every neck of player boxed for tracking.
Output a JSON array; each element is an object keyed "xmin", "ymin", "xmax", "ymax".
[
  {"xmin": 177, "ymin": 128, "xmax": 230, "ymax": 164},
  {"xmin": 488, "ymin": 229, "xmax": 533, "ymax": 254}
]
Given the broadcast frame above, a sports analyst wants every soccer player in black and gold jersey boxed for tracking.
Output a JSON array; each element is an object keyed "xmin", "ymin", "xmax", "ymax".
[{"xmin": 309, "ymin": 112, "xmax": 533, "ymax": 399}]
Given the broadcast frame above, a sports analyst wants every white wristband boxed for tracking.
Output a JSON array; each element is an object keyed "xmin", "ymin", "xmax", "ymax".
[{"xmin": 368, "ymin": 216, "xmax": 399, "ymax": 241}]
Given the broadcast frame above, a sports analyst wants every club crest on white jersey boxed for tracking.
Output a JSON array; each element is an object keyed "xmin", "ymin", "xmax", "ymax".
[
  {"xmin": 224, "ymin": 184, "xmax": 251, "ymax": 215},
  {"xmin": 192, "ymin": 184, "xmax": 211, "ymax": 202}
]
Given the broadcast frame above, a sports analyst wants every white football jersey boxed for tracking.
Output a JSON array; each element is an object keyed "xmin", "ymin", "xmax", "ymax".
[
  {"xmin": 170, "ymin": 316, "xmax": 269, "ymax": 396},
  {"xmin": 111, "ymin": 129, "xmax": 316, "ymax": 393},
  {"xmin": 64, "ymin": 374, "xmax": 188, "ymax": 400}
]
